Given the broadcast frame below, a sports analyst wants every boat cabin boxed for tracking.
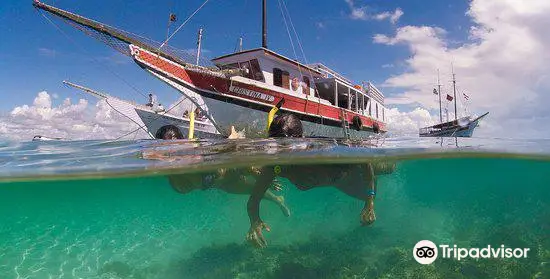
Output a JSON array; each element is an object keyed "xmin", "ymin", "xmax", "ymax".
[{"xmin": 212, "ymin": 48, "xmax": 385, "ymax": 122}]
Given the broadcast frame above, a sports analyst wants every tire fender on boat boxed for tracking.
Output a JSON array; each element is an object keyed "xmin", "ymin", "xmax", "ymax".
[
  {"xmin": 351, "ymin": 116, "xmax": 362, "ymax": 131},
  {"xmin": 372, "ymin": 122, "xmax": 380, "ymax": 134}
]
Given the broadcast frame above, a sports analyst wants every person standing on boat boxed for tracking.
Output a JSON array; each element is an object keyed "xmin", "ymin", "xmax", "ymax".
[{"xmin": 146, "ymin": 93, "xmax": 158, "ymax": 108}]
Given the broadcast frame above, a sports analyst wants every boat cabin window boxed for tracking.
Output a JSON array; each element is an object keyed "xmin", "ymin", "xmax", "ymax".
[
  {"xmin": 240, "ymin": 61, "xmax": 253, "ymax": 79},
  {"xmin": 368, "ymin": 100, "xmax": 372, "ymax": 116},
  {"xmin": 282, "ymin": 71, "xmax": 290, "ymax": 89},
  {"xmin": 315, "ymin": 81, "xmax": 336, "ymax": 105},
  {"xmin": 273, "ymin": 68, "xmax": 290, "ymax": 89},
  {"xmin": 222, "ymin": 63, "xmax": 239, "ymax": 70},
  {"xmin": 302, "ymin": 76, "xmax": 310, "ymax": 95},
  {"xmin": 338, "ymin": 92, "xmax": 349, "ymax": 109},
  {"xmin": 376, "ymin": 103, "xmax": 379, "ymax": 119},
  {"xmin": 360, "ymin": 94, "xmax": 365, "ymax": 114},
  {"xmin": 273, "ymin": 68, "xmax": 283, "ymax": 87},
  {"xmin": 220, "ymin": 60, "xmax": 264, "ymax": 82},
  {"xmin": 351, "ymin": 92, "xmax": 358, "ymax": 112},
  {"xmin": 248, "ymin": 59, "xmax": 264, "ymax": 82},
  {"xmin": 238, "ymin": 59, "xmax": 264, "ymax": 82}
]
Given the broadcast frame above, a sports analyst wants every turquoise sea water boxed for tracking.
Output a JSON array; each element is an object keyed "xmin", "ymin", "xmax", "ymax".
[{"xmin": 0, "ymin": 137, "xmax": 549, "ymax": 278}]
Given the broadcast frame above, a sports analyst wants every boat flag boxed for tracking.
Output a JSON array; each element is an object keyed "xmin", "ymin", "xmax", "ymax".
[
  {"xmin": 169, "ymin": 13, "xmax": 177, "ymax": 22},
  {"xmin": 433, "ymin": 88, "xmax": 438, "ymax": 95},
  {"xmin": 446, "ymin": 94, "xmax": 453, "ymax": 101},
  {"xmin": 463, "ymin": 93, "xmax": 469, "ymax": 100}
]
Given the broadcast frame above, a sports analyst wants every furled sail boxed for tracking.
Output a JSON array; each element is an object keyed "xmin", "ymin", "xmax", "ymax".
[{"xmin": 32, "ymin": 0, "xmax": 215, "ymax": 68}]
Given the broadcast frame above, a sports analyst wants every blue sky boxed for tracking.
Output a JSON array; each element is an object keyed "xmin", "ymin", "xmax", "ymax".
[
  {"xmin": 1, "ymin": 0, "xmax": 470, "ymax": 111},
  {"xmin": 2, "ymin": 0, "xmax": 550, "ymax": 139}
]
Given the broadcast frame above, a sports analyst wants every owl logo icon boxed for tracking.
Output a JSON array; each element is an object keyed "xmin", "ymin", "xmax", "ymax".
[{"xmin": 413, "ymin": 240, "xmax": 438, "ymax": 264}]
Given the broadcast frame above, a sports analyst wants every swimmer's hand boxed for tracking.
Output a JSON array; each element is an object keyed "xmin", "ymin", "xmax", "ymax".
[
  {"xmin": 246, "ymin": 221, "xmax": 270, "ymax": 248},
  {"xmin": 360, "ymin": 198, "xmax": 376, "ymax": 226}
]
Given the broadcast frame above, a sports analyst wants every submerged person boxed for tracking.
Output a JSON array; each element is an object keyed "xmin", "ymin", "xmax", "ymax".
[
  {"xmin": 145, "ymin": 113, "xmax": 393, "ymax": 248},
  {"xmin": 245, "ymin": 112, "xmax": 395, "ymax": 248},
  {"xmin": 147, "ymin": 124, "xmax": 291, "ymax": 217},
  {"xmin": 167, "ymin": 168, "xmax": 291, "ymax": 217}
]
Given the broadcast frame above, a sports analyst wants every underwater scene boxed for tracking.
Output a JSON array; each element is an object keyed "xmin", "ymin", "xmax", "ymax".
[{"xmin": 0, "ymin": 137, "xmax": 549, "ymax": 279}]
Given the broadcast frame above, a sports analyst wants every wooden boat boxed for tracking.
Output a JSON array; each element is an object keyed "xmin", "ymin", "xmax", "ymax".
[
  {"xmin": 63, "ymin": 81, "xmax": 221, "ymax": 139},
  {"xmin": 420, "ymin": 71, "xmax": 488, "ymax": 137},
  {"xmin": 34, "ymin": 0, "xmax": 388, "ymax": 138}
]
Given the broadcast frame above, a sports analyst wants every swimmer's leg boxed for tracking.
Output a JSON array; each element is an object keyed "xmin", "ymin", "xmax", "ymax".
[
  {"xmin": 246, "ymin": 171, "xmax": 275, "ymax": 248},
  {"xmin": 360, "ymin": 163, "xmax": 376, "ymax": 226},
  {"xmin": 263, "ymin": 189, "xmax": 291, "ymax": 217}
]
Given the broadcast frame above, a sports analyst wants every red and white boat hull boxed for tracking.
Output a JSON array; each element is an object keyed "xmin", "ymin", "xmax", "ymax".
[{"xmin": 131, "ymin": 45, "xmax": 385, "ymax": 138}]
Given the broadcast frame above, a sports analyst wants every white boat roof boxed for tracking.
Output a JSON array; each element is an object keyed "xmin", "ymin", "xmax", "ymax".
[{"xmin": 212, "ymin": 48, "xmax": 324, "ymax": 77}]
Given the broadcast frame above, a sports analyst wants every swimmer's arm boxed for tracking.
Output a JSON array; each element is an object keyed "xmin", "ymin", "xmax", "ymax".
[{"xmin": 367, "ymin": 163, "xmax": 376, "ymax": 199}]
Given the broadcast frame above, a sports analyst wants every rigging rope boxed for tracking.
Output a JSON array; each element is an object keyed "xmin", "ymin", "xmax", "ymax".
[
  {"xmin": 159, "ymin": 0, "xmax": 211, "ymax": 49},
  {"xmin": 277, "ymin": 0, "xmax": 324, "ymax": 127},
  {"xmin": 110, "ymin": 94, "xmax": 194, "ymax": 141},
  {"xmin": 37, "ymin": 10, "xmax": 148, "ymax": 99},
  {"xmin": 36, "ymin": 5, "xmax": 215, "ymax": 141}
]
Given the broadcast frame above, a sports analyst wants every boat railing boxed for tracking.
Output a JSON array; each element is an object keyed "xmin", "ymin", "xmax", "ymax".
[
  {"xmin": 308, "ymin": 63, "xmax": 354, "ymax": 85},
  {"xmin": 365, "ymin": 82, "xmax": 384, "ymax": 105}
]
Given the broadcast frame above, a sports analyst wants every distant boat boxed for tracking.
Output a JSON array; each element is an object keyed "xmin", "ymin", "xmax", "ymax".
[
  {"xmin": 63, "ymin": 81, "xmax": 222, "ymax": 139},
  {"xmin": 419, "ymin": 70, "xmax": 488, "ymax": 137},
  {"xmin": 32, "ymin": 135, "xmax": 66, "ymax": 141},
  {"xmin": 419, "ymin": 113, "xmax": 489, "ymax": 137}
]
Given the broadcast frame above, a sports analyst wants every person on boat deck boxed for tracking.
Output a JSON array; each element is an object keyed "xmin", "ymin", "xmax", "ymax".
[
  {"xmin": 156, "ymin": 103, "xmax": 165, "ymax": 113},
  {"xmin": 146, "ymin": 93, "xmax": 157, "ymax": 107},
  {"xmin": 194, "ymin": 107, "xmax": 205, "ymax": 119},
  {"xmin": 244, "ymin": 112, "xmax": 395, "ymax": 248},
  {"xmin": 183, "ymin": 110, "xmax": 189, "ymax": 118}
]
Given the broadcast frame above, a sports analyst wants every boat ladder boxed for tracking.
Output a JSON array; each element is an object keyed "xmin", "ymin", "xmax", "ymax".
[{"xmin": 340, "ymin": 109, "xmax": 351, "ymax": 139}]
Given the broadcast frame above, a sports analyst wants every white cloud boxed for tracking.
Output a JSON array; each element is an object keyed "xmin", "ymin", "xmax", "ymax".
[
  {"xmin": 345, "ymin": 0, "xmax": 368, "ymax": 20},
  {"xmin": 373, "ymin": 8, "xmax": 404, "ymax": 24},
  {"xmin": 345, "ymin": 0, "xmax": 403, "ymax": 23},
  {"xmin": 38, "ymin": 47, "xmax": 56, "ymax": 57},
  {"xmin": 0, "ymin": 91, "xmax": 148, "ymax": 141},
  {"xmin": 385, "ymin": 107, "xmax": 438, "ymax": 136},
  {"xmin": 375, "ymin": 0, "xmax": 550, "ymax": 138}
]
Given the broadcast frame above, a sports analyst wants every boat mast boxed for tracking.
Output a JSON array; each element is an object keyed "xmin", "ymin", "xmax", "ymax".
[
  {"xmin": 196, "ymin": 28, "xmax": 203, "ymax": 65},
  {"xmin": 452, "ymin": 65, "xmax": 458, "ymax": 121},
  {"xmin": 262, "ymin": 0, "xmax": 268, "ymax": 48},
  {"xmin": 437, "ymin": 69, "xmax": 442, "ymax": 123}
]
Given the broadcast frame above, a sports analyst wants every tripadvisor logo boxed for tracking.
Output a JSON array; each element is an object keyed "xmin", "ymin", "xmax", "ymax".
[{"xmin": 413, "ymin": 240, "xmax": 530, "ymax": 265}]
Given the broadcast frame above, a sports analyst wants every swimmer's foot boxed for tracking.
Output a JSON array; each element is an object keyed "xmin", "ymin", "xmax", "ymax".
[
  {"xmin": 246, "ymin": 221, "xmax": 270, "ymax": 248},
  {"xmin": 360, "ymin": 203, "xmax": 376, "ymax": 226},
  {"xmin": 276, "ymin": 196, "xmax": 291, "ymax": 217}
]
